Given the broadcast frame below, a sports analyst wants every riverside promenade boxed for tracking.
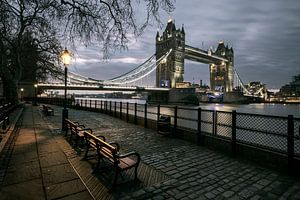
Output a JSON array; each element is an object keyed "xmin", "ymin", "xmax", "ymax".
[{"xmin": 1, "ymin": 104, "xmax": 300, "ymax": 200}]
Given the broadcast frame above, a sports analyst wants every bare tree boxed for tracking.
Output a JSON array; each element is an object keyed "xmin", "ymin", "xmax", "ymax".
[{"xmin": 0, "ymin": 0, "xmax": 175, "ymax": 102}]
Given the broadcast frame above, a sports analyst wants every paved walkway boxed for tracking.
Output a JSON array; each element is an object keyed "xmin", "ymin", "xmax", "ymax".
[
  {"xmin": 0, "ymin": 105, "xmax": 93, "ymax": 200},
  {"xmin": 1, "ymin": 104, "xmax": 300, "ymax": 200}
]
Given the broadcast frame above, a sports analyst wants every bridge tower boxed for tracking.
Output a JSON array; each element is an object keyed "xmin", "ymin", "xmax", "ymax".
[
  {"xmin": 156, "ymin": 19, "xmax": 185, "ymax": 88},
  {"xmin": 209, "ymin": 41, "xmax": 234, "ymax": 92}
]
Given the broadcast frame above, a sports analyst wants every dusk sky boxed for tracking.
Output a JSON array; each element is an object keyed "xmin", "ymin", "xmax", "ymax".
[{"xmin": 70, "ymin": 0, "xmax": 300, "ymax": 89}]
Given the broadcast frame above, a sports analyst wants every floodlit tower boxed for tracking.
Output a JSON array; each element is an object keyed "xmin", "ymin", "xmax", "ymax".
[
  {"xmin": 209, "ymin": 41, "xmax": 234, "ymax": 92},
  {"xmin": 156, "ymin": 19, "xmax": 185, "ymax": 88}
]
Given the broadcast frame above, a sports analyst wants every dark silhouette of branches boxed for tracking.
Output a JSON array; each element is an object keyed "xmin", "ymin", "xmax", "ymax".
[{"xmin": 0, "ymin": 0, "xmax": 175, "ymax": 102}]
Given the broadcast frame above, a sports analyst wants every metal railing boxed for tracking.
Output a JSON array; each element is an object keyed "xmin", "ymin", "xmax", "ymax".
[{"xmin": 37, "ymin": 97, "xmax": 300, "ymax": 161}]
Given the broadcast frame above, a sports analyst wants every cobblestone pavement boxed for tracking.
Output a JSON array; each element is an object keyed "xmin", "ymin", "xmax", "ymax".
[{"xmin": 4, "ymin": 104, "xmax": 300, "ymax": 200}]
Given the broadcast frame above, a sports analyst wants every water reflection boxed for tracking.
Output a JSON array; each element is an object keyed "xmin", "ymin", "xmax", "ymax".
[
  {"xmin": 76, "ymin": 97, "xmax": 300, "ymax": 118},
  {"xmin": 200, "ymin": 103, "xmax": 300, "ymax": 118}
]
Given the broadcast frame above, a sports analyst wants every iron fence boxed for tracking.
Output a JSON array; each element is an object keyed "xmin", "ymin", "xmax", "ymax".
[{"xmin": 38, "ymin": 97, "xmax": 300, "ymax": 159}]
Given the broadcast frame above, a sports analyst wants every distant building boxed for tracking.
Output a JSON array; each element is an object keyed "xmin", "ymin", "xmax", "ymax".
[
  {"xmin": 175, "ymin": 82, "xmax": 191, "ymax": 88},
  {"xmin": 245, "ymin": 81, "xmax": 267, "ymax": 99},
  {"xmin": 279, "ymin": 74, "xmax": 300, "ymax": 97}
]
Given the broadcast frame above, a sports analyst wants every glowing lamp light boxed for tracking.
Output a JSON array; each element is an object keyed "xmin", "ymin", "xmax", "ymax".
[
  {"xmin": 60, "ymin": 48, "xmax": 72, "ymax": 131},
  {"xmin": 34, "ymin": 84, "xmax": 38, "ymax": 88},
  {"xmin": 61, "ymin": 49, "xmax": 71, "ymax": 66}
]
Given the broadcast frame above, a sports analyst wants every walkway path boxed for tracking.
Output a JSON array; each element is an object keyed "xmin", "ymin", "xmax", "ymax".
[
  {"xmin": 1, "ymin": 104, "xmax": 300, "ymax": 200},
  {"xmin": 0, "ymin": 105, "xmax": 93, "ymax": 200}
]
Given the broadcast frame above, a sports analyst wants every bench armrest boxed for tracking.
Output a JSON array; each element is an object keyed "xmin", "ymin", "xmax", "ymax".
[
  {"xmin": 80, "ymin": 128, "xmax": 92, "ymax": 133},
  {"xmin": 109, "ymin": 142, "xmax": 120, "ymax": 151},
  {"xmin": 77, "ymin": 124, "xmax": 85, "ymax": 129},
  {"xmin": 118, "ymin": 152, "xmax": 141, "ymax": 163},
  {"xmin": 95, "ymin": 134, "xmax": 106, "ymax": 141}
]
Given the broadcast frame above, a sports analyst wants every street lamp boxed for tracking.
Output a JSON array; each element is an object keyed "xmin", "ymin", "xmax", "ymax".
[
  {"xmin": 34, "ymin": 84, "xmax": 38, "ymax": 106},
  {"xmin": 61, "ymin": 48, "xmax": 71, "ymax": 131},
  {"xmin": 20, "ymin": 88, "xmax": 24, "ymax": 101}
]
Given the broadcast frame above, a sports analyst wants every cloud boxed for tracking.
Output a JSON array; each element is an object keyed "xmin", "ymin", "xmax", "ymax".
[{"xmin": 70, "ymin": 0, "xmax": 300, "ymax": 89}]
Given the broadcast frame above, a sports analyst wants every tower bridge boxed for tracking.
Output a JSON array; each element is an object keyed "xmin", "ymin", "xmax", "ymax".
[
  {"xmin": 38, "ymin": 19, "xmax": 264, "ymax": 100},
  {"xmin": 155, "ymin": 19, "xmax": 234, "ymax": 92}
]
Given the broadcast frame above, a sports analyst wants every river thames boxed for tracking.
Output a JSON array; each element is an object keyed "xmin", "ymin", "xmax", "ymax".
[{"xmin": 75, "ymin": 97, "xmax": 300, "ymax": 118}]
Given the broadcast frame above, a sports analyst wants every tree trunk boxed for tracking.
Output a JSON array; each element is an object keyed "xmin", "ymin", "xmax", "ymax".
[{"xmin": 2, "ymin": 78, "xmax": 18, "ymax": 104}]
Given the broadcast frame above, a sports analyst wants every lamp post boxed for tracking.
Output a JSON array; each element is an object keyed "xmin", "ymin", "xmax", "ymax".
[
  {"xmin": 61, "ymin": 48, "xmax": 71, "ymax": 131},
  {"xmin": 20, "ymin": 88, "xmax": 24, "ymax": 101},
  {"xmin": 34, "ymin": 84, "xmax": 38, "ymax": 106}
]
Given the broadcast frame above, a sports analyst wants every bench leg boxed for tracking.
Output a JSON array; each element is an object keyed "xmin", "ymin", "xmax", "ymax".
[
  {"xmin": 134, "ymin": 165, "xmax": 138, "ymax": 181},
  {"xmin": 64, "ymin": 128, "xmax": 69, "ymax": 137},
  {"xmin": 84, "ymin": 145, "xmax": 89, "ymax": 159},
  {"xmin": 112, "ymin": 168, "xmax": 119, "ymax": 190},
  {"xmin": 75, "ymin": 136, "xmax": 79, "ymax": 148},
  {"xmin": 69, "ymin": 133, "xmax": 73, "ymax": 142},
  {"xmin": 95, "ymin": 153, "xmax": 101, "ymax": 170}
]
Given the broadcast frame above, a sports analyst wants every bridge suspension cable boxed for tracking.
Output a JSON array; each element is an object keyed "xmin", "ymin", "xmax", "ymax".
[
  {"xmin": 51, "ymin": 49, "xmax": 172, "ymax": 87},
  {"xmin": 104, "ymin": 49, "xmax": 172, "ymax": 85},
  {"xmin": 233, "ymin": 68, "xmax": 264, "ymax": 96}
]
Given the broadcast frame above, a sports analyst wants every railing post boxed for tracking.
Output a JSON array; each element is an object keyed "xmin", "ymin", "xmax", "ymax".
[
  {"xmin": 85, "ymin": 99, "xmax": 87, "ymax": 110},
  {"xmin": 106, "ymin": 101, "xmax": 108, "ymax": 114},
  {"xmin": 232, "ymin": 110, "xmax": 237, "ymax": 157},
  {"xmin": 95, "ymin": 100, "xmax": 97, "ymax": 111},
  {"xmin": 174, "ymin": 106, "xmax": 178, "ymax": 136},
  {"xmin": 134, "ymin": 103, "xmax": 137, "ymax": 124},
  {"xmin": 197, "ymin": 107, "xmax": 202, "ymax": 145},
  {"xmin": 109, "ymin": 101, "xmax": 112, "ymax": 115},
  {"xmin": 157, "ymin": 104, "xmax": 160, "ymax": 131},
  {"xmin": 144, "ymin": 103, "xmax": 148, "ymax": 128},
  {"xmin": 288, "ymin": 115, "xmax": 294, "ymax": 174},
  {"xmin": 212, "ymin": 110, "xmax": 216, "ymax": 135},
  {"xmin": 2, "ymin": 119, "xmax": 6, "ymax": 130},
  {"xmin": 100, "ymin": 100, "xmax": 103, "ymax": 112},
  {"xmin": 114, "ymin": 101, "xmax": 117, "ymax": 117},
  {"xmin": 126, "ymin": 102, "xmax": 129, "ymax": 122},
  {"xmin": 80, "ymin": 99, "xmax": 83, "ymax": 108},
  {"xmin": 89, "ymin": 99, "xmax": 92, "ymax": 110},
  {"xmin": 120, "ymin": 102, "xmax": 122, "ymax": 119}
]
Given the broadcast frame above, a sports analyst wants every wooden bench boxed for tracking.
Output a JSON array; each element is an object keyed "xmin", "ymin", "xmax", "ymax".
[
  {"xmin": 42, "ymin": 105, "xmax": 54, "ymax": 116},
  {"xmin": 65, "ymin": 119, "xmax": 92, "ymax": 148},
  {"xmin": 0, "ymin": 116, "xmax": 9, "ymax": 131},
  {"xmin": 83, "ymin": 131, "xmax": 140, "ymax": 189}
]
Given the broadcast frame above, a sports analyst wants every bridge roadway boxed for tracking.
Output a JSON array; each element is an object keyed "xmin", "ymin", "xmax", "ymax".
[
  {"xmin": 185, "ymin": 45, "xmax": 228, "ymax": 64},
  {"xmin": 1, "ymin": 104, "xmax": 300, "ymax": 199},
  {"xmin": 37, "ymin": 83, "xmax": 170, "ymax": 92}
]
